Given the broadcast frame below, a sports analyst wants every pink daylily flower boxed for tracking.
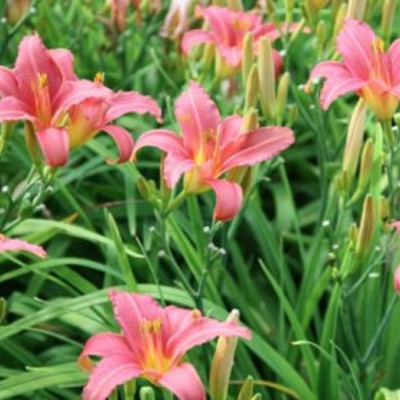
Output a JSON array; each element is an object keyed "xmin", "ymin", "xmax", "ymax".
[
  {"xmin": 310, "ymin": 19, "xmax": 400, "ymax": 120},
  {"xmin": 134, "ymin": 81, "xmax": 294, "ymax": 221},
  {"xmin": 160, "ymin": 0, "xmax": 193, "ymax": 39},
  {"xmin": 182, "ymin": 6, "xmax": 295, "ymax": 74},
  {"xmin": 0, "ymin": 34, "xmax": 109, "ymax": 166},
  {"xmin": 66, "ymin": 74, "xmax": 162, "ymax": 164},
  {"xmin": 79, "ymin": 290, "xmax": 251, "ymax": 400},
  {"xmin": 395, "ymin": 266, "xmax": 400, "ymax": 294},
  {"xmin": 0, "ymin": 234, "xmax": 47, "ymax": 258}
]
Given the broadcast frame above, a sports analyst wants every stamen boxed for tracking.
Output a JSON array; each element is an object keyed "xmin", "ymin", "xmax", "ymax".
[
  {"xmin": 94, "ymin": 72, "xmax": 105, "ymax": 84},
  {"xmin": 38, "ymin": 73, "xmax": 48, "ymax": 88}
]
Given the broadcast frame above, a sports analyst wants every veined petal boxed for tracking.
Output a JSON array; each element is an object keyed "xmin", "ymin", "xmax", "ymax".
[
  {"xmin": 109, "ymin": 290, "xmax": 163, "ymax": 347},
  {"xmin": 49, "ymin": 49, "xmax": 77, "ymax": 81},
  {"xmin": 0, "ymin": 67, "xmax": 18, "ymax": 97},
  {"xmin": 164, "ymin": 150, "xmax": 195, "ymax": 188},
  {"xmin": 336, "ymin": 19, "xmax": 376, "ymax": 80},
  {"xmin": 199, "ymin": 6, "xmax": 236, "ymax": 45},
  {"xmin": 159, "ymin": 363, "xmax": 206, "ymax": 400},
  {"xmin": 0, "ymin": 96, "xmax": 34, "ymax": 123},
  {"xmin": 175, "ymin": 81, "xmax": 220, "ymax": 153},
  {"xmin": 134, "ymin": 129, "xmax": 184, "ymax": 155},
  {"xmin": 388, "ymin": 39, "xmax": 400, "ymax": 86},
  {"xmin": 82, "ymin": 355, "xmax": 140, "ymax": 400},
  {"xmin": 167, "ymin": 305, "xmax": 251, "ymax": 360},
  {"xmin": 104, "ymin": 91, "xmax": 162, "ymax": 124},
  {"xmin": 14, "ymin": 34, "xmax": 63, "ymax": 103},
  {"xmin": 218, "ymin": 115, "xmax": 243, "ymax": 146},
  {"xmin": 311, "ymin": 61, "xmax": 352, "ymax": 79},
  {"xmin": 0, "ymin": 236, "xmax": 47, "ymax": 258},
  {"xmin": 79, "ymin": 333, "xmax": 132, "ymax": 361},
  {"xmin": 221, "ymin": 126, "xmax": 294, "ymax": 172},
  {"xmin": 181, "ymin": 30, "xmax": 214, "ymax": 56},
  {"xmin": 36, "ymin": 127, "xmax": 70, "ymax": 167},
  {"xmin": 101, "ymin": 125, "xmax": 134, "ymax": 164}
]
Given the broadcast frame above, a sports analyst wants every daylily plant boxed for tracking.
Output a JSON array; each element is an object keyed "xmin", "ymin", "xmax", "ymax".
[
  {"xmin": 182, "ymin": 6, "xmax": 292, "ymax": 75},
  {"xmin": 0, "ymin": 234, "xmax": 47, "ymax": 258},
  {"xmin": 79, "ymin": 290, "xmax": 251, "ymax": 400},
  {"xmin": 0, "ymin": 34, "xmax": 160, "ymax": 167},
  {"xmin": 134, "ymin": 81, "xmax": 294, "ymax": 221},
  {"xmin": 310, "ymin": 19, "xmax": 400, "ymax": 120}
]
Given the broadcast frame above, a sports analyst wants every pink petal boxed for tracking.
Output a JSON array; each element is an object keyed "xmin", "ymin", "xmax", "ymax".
[
  {"xmin": 175, "ymin": 81, "xmax": 220, "ymax": 153},
  {"xmin": 336, "ymin": 19, "xmax": 376, "ymax": 80},
  {"xmin": 159, "ymin": 363, "xmax": 206, "ymax": 400},
  {"xmin": 82, "ymin": 355, "xmax": 140, "ymax": 400},
  {"xmin": 14, "ymin": 34, "xmax": 63, "ymax": 103},
  {"xmin": 80, "ymin": 333, "xmax": 132, "ymax": 359},
  {"xmin": 221, "ymin": 126, "xmax": 294, "ymax": 172},
  {"xmin": 104, "ymin": 91, "xmax": 162, "ymax": 124},
  {"xmin": 0, "ymin": 236, "xmax": 47, "ymax": 258},
  {"xmin": 218, "ymin": 45, "xmax": 243, "ymax": 67},
  {"xmin": 218, "ymin": 115, "xmax": 243, "ymax": 147},
  {"xmin": 164, "ymin": 150, "xmax": 196, "ymax": 188},
  {"xmin": 0, "ymin": 96, "xmax": 34, "ymax": 123},
  {"xmin": 388, "ymin": 39, "xmax": 400, "ymax": 86},
  {"xmin": 49, "ymin": 49, "xmax": 77, "ymax": 81},
  {"xmin": 199, "ymin": 6, "xmax": 236, "ymax": 45},
  {"xmin": 207, "ymin": 179, "xmax": 243, "ymax": 221},
  {"xmin": 395, "ymin": 266, "xmax": 400, "ymax": 294},
  {"xmin": 134, "ymin": 129, "xmax": 184, "ymax": 155},
  {"xmin": 108, "ymin": 290, "xmax": 163, "ymax": 348},
  {"xmin": 36, "ymin": 127, "xmax": 70, "ymax": 167},
  {"xmin": 391, "ymin": 221, "xmax": 400, "ymax": 232},
  {"xmin": 167, "ymin": 304, "xmax": 251, "ymax": 360},
  {"xmin": 181, "ymin": 30, "xmax": 214, "ymax": 56},
  {"xmin": 101, "ymin": 125, "xmax": 134, "ymax": 164},
  {"xmin": 0, "ymin": 67, "xmax": 18, "ymax": 97},
  {"xmin": 311, "ymin": 61, "xmax": 365, "ymax": 109}
]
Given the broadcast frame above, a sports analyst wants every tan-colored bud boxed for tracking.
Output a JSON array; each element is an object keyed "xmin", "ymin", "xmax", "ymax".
[
  {"xmin": 238, "ymin": 376, "xmax": 254, "ymax": 400},
  {"xmin": 346, "ymin": 0, "xmax": 367, "ymax": 20},
  {"xmin": 381, "ymin": 0, "xmax": 397, "ymax": 42},
  {"xmin": 240, "ymin": 108, "xmax": 259, "ymax": 134},
  {"xmin": 349, "ymin": 223, "xmax": 359, "ymax": 245},
  {"xmin": 379, "ymin": 196, "xmax": 390, "ymax": 222},
  {"xmin": 227, "ymin": 0, "xmax": 243, "ymax": 11},
  {"xmin": 6, "ymin": 0, "xmax": 30, "ymax": 24},
  {"xmin": 358, "ymin": 138, "xmax": 374, "ymax": 190},
  {"xmin": 276, "ymin": 72, "xmax": 290, "ymax": 124},
  {"xmin": 244, "ymin": 64, "xmax": 259, "ymax": 113},
  {"xmin": 333, "ymin": 3, "xmax": 347, "ymax": 39},
  {"xmin": 209, "ymin": 310, "xmax": 241, "ymax": 400},
  {"xmin": 356, "ymin": 194, "xmax": 376, "ymax": 256},
  {"xmin": 258, "ymin": 37, "xmax": 276, "ymax": 122},
  {"xmin": 342, "ymin": 99, "xmax": 367, "ymax": 180},
  {"xmin": 316, "ymin": 20, "xmax": 327, "ymax": 50},
  {"xmin": 242, "ymin": 33, "xmax": 254, "ymax": 86}
]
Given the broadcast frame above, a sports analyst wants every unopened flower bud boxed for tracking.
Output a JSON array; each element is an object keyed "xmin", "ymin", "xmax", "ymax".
[
  {"xmin": 276, "ymin": 72, "xmax": 290, "ymax": 124},
  {"xmin": 316, "ymin": 20, "xmax": 327, "ymax": 50},
  {"xmin": 349, "ymin": 223, "xmax": 359, "ymax": 244},
  {"xmin": 5, "ymin": 0, "xmax": 30, "ymax": 24},
  {"xmin": 356, "ymin": 194, "xmax": 376, "ymax": 256},
  {"xmin": 227, "ymin": 0, "xmax": 244, "ymax": 11},
  {"xmin": 342, "ymin": 99, "xmax": 367, "ymax": 180},
  {"xmin": 258, "ymin": 37, "xmax": 276, "ymax": 122},
  {"xmin": 140, "ymin": 386, "xmax": 155, "ymax": 400},
  {"xmin": 244, "ymin": 64, "xmax": 259, "ymax": 113},
  {"xmin": 379, "ymin": 196, "xmax": 390, "ymax": 223},
  {"xmin": 333, "ymin": 3, "xmax": 347, "ymax": 39},
  {"xmin": 240, "ymin": 108, "xmax": 259, "ymax": 133},
  {"xmin": 238, "ymin": 376, "xmax": 254, "ymax": 400},
  {"xmin": 136, "ymin": 177, "xmax": 156, "ymax": 203},
  {"xmin": 242, "ymin": 33, "xmax": 254, "ymax": 85},
  {"xmin": 287, "ymin": 104, "xmax": 298, "ymax": 126},
  {"xmin": 394, "ymin": 266, "xmax": 400, "ymax": 294},
  {"xmin": 346, "ymin": 0, "xmax": 367, "ymax": 20},
  {"xmin": 381, "ymin": 0, "xmax": 396, "ymax": 42},
  {"xmin": 358, "ymin": 138, "xmax": 374, "ymax": 190},
  {"xmin": 210, "ymin": 310, "xmax": 245, "ymax": 400}
]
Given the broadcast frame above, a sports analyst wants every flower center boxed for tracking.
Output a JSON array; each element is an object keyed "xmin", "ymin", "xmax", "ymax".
[
  {"xmin": 32, "ymin": 73, "xmax": 52, "ymax": 127},
  {"xmin": 370, "ymin": 37, "xmax": 391, "ymax": 84}
]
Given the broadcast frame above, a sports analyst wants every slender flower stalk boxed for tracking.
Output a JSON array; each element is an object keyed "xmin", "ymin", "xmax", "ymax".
[
  {"xmin": 134, "ymin": 81, "xmax": 294, "ymax": 221},
  {"xmin": 79, "ymin": 290, "xmax": 251, "ymax": 400},
  {"xmin": 310, "ymin": 20, "xmax": 400, "ymax": 120}
]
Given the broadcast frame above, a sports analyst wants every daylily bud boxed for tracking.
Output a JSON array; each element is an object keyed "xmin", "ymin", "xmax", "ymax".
[
  {"xmin": 358, "ymin": 139, "xmax": 374, "ymax": 191},
  {"xmin": 395, "ymin": 266, "xmax": 400, "ymax": 294},
  {"xmin": 333, "ymin": 3, "xmax": 347, "ymax": 39},
  {"xmin": 242, "ymin": 33, "xmax": 254, "ymax": 86},
  {"xmin": 238, "ymin": 376, "xmax": 254, "ymax": 400},
  {"xmin": 379, "ymin": 196, "xmax": 390, "ymax": 223},
  {"xmin": 356, "ymin": 194, "xmax": 376, "ymax": 256},
  {"xmin": 381, "ymin": 0, "xmax": 396, "ymax": 42},
  {"xmin": 316, "ymin": 20, "xmax": 327, "ymax": 51},
  {"xmin": 287, "ymin": 104, "xmax": 298, "ymax": 127},
  {"xmin": 209, "ymin": 310, "xmax": 242, "ymax": 400},
  {"xmin": 240, "ymin": 108, "xmax": 259, "ymax": 133},
  {"xmin": 136, "ymin": 177, "xmax": 156, "ymax": 203},
  {"xmin": 349, "ymin": 223, "xmax": 359, "ymax": 245},
  {"xmin": 244, "ymin": 64, "xmax": 259, "ymax": 113},
  {"xmin": 342, "ymin": 99, "xmax": 367, "ymax": 180},
  {"xmin": 346, "ymin": 0, "xmax": 367, "ymax": 20},
  {"xmin": 227, "ymin": 0, "xmax": 244, "ymax": 11},
  {"xmin": 140, "ymin": 386, "xmax": 155, "ymax": 400},
  {"xmin": 202, "ymin": 43, "xmax": 216, "ymax": 73},
  {"xmin": 250, "ymin": 395, "xmax": 262, "ymax": 400},
  {"xmin": 160, "ymin": 0, "xmax": 193, "ymax": 39},
  {"xmin": 284, "ymin": 0, "xmax": 294, "ymax": 24},
  {"xmin": 258, "ymin": 37, "xmax": 276, "ymax": 122},
  {"xmin": 276, "ymin": 72, "xmax": 290, "ymax": 124},
  {"xmin": 5, "ymin": 0, "xmax": 30, "ymax": 24}
]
